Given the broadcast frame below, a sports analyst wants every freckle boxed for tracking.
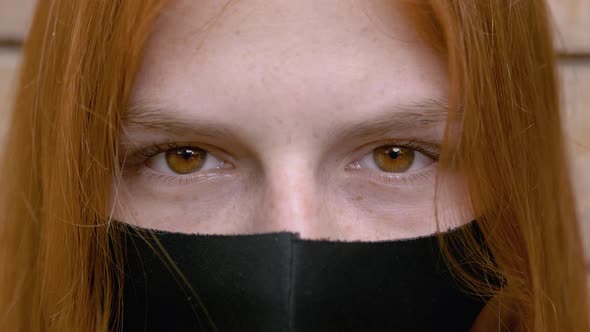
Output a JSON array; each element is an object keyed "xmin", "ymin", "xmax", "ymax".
[
  {"xmin": 354, "ymin": 195, "xmax": 364, "ymax": 201},
  {"xmin": 234, "ymin": 29, "xmax": 241, "ymax": 35}
]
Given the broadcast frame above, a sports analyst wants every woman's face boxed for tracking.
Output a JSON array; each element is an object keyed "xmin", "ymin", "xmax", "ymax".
[{"xmin": 113, "ymin": 0, "xmax": 472, "ymax": 240}]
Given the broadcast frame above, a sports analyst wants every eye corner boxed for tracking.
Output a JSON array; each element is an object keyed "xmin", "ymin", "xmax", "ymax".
[
  {"xmin": 219, "ymin": 160, "xmax": 236, "ymax": 170},
  {"xmin": 345, "ymin": 160, "xmax": 361, "ymax": 170}
]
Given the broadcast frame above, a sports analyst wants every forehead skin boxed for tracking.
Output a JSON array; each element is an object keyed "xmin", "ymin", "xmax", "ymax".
[
  {"xmin": 118, "ymin": 0, "xmax": 470, "ymax": 240},
  {"xmin": 130, "ymin": 0, "xmax": 448, "ymax": 147}
]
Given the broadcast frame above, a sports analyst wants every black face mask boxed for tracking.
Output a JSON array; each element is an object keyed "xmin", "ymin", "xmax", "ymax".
[{"xmin": 113, "ymin": 220, "xmax": 490, "ymax": 332}]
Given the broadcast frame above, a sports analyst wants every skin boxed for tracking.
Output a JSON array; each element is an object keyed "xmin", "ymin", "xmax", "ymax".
[{"xmin": 113, "ymin": 0, "xmax": 473, "ymax": 241}]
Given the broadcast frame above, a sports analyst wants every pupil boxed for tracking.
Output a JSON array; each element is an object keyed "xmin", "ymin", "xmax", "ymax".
[
  {"xmin": 177, "ymin": 149, "xmax": 195, "ymax": 160},
  {"xmin": 387, "ymin": 147, "xmax": 400, "ymax": 159}
]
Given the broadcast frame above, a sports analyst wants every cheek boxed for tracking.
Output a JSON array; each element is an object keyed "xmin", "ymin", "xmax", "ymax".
[
  {"xmin": 333, "ymin": 173, "xmax": 473, "ymax": 239},
  {"xmin": 110, "ymin": 170, "xmax": 473, "ymax": 240},
  {"xmin": 333, "ymin": 178, "xmax": 437, "ymax": 238},
  {"xmin": 433, "ymin": 172, "xmax": 475, "ymax": 229},
  {"xmin": 111, "ymin": 176, "xmax": 249, "ymax": 233}
]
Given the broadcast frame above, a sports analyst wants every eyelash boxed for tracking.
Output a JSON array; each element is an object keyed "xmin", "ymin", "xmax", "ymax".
[
  {"xmin": 346, "ymin": 140, "xmax": 439, "ymax": 186},
  {"xmin": 373, "ymin": 140, "xmax": 439, "ymax": 159},
  {"xmin": 135, "ymin": 141, "xmax": 211, "ymax": 159},
  {"xmin": 124, "ymin": 140, "xmax": 440, "ymax": 186},
  {"xmin": 123, "ymin": 141, "xmax": 224, "ymax": 185}
]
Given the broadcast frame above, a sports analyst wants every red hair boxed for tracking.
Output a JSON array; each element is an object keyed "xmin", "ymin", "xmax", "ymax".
[{"xmin": 0, "ymin": 1, "xmax": 587, "ymax": 330}]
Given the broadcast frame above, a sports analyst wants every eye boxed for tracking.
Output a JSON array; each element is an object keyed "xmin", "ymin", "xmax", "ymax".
[
  {"xmin": 145, "ymin": 146, "xmax": 228, "ymax": 175},
  {"xmin": 356, "ymin": 144, "xmax": 436, "ymax": 174}
]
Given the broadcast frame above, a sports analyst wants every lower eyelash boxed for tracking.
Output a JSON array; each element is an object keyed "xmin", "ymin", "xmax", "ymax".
[
  {"xmin": 352, "ymin": 163, "xmax": 437, "ymax": 187},
  {"xmin": 138, "ymin": 166, "xmax": 233, "ymax": 186}
]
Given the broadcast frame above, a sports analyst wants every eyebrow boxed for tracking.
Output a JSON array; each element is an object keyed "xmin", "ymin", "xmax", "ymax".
[
  {"xmin": 330, "ymin": 98, "xmax": 449, "ymax": 142},
  {"xmin": 124, "ymin": 102, "xmax": 235, "ymax": 140},
  {"xmin": 122, "ymin": 98, "xmax": 451, "ymax": 144}
]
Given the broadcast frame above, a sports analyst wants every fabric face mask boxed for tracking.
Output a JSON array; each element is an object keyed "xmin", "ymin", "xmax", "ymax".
[{"xmin": 114, "ymin": 220, "xmax": 490, "ymax": 332}]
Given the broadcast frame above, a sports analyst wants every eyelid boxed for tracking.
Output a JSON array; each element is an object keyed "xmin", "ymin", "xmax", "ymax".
[
  {"xmin": 137, "ymin": 166, "xmax": 235, "ymax": 186},
  {"xmin": 365, "ymin": 165, "xmax": 437, "ymax": 187},
  {"xmin": 348, "ymin": 139, "xmax": 440, "ymax": 164},
  {"xmin": 345, "ymin": 140, "xmax": 440, "ymax": 187},
  {"xmin": 121, "ymin": 140, "xmax": 234, "ymax": 167},
  {"xmin": 123, "ymin": 139, "xmax": 439, "ymax": 187},
  {"xmin": 132, "ymin": 143, "xmax": 235, "ymax": 183}
]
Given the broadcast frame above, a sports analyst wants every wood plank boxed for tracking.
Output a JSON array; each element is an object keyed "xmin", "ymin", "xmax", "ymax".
[
  {"xmin": 0, "ymin": 0, "xmax": 36, "ymax": 41},
  {"xmin": 559, "ymin": 59, "xmax": 590, "ymax": 260},
  {"xmin": 0, "ymin": 49, "xmax": 19, "ymax": 147},
  {"xmin": 547, "ymin": 0, "xmax": 590, "ymax": 54},
  {"xmin": 0, "ymin": 0, "xmax": 588, "ymax": 53}
]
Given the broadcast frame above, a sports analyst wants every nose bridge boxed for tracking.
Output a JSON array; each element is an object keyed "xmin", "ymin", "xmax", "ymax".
[{"xmin": 256, "ymin": 156, "xmax": 325, "ymax": 237}]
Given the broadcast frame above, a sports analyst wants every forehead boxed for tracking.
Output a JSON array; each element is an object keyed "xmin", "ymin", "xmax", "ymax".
[{"xmin": 129, "ymin": 0, "xmax": 447, "ymax": 142}]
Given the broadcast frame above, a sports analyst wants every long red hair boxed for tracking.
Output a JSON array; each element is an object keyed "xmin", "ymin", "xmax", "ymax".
[{"xmin": 0, "ymin": 1, "xmax": 587, "ymax": 331}]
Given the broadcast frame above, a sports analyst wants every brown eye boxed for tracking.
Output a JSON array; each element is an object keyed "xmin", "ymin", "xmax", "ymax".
[
  {"xmin": 373, "ymin": 145, "xmax": 415, "ymax": 173},
  {"xmin": 165, "ymin": 147, "xmax": 206, "ymax": 174}
]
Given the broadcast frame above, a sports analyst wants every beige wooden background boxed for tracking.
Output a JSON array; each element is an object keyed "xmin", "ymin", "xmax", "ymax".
[{"xmin": 0, "ymin": 1, "xmax": 589, "ymax": 263}]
